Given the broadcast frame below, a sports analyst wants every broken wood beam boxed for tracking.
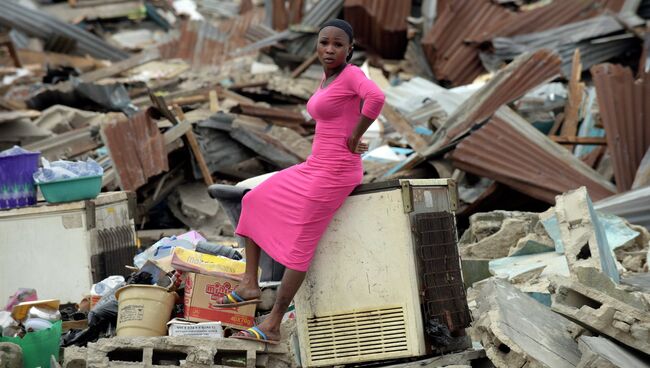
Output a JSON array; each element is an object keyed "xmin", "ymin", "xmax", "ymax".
[
  {"xmin": 53, "ymin": 48, "xmax": 161, "ymax": 93},
  {"xmin": 560, "ymin": 49, "xmax": 584, "ymax": 151},
  {"xmin": 381, "ymin": 105, "xmax": 429, "ymax": 154},
  {"xmin": 550, "ymin": 136, "xmax": 607, "ymax": 145},
  {"xmin": 172, "ymin": 105, "xmax": 214, "ymax": 186},
  {"xmin": 291, "ymin": 51, "xmax": 318, "ymax": 78}
]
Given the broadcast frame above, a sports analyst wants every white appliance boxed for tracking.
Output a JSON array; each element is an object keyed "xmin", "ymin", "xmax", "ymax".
[
  {"xmin": 292, "ymin": 179, "xmax": 470, "ymax": 367},
  {"xmin": 0, "ymin": 192, "xmax": 137, "ymax": 304}
]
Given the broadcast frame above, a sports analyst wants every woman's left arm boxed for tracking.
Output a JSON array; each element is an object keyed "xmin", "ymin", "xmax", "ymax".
[{"xmin": 347, "ymin": 68, "xmax": 386, "ymax": 153}]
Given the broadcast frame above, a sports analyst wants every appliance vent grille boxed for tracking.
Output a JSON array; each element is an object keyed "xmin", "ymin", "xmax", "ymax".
[
  {"xmin": 93, "ymin": 226, "xmax": 136, "ymax": 282},
  {"xmin": 414, "ymin": 212, "xmax": 471, "ymax": 333},
  {"xmin": 306, "ymin": 307, "xmax": 409, "ymax": 362}
]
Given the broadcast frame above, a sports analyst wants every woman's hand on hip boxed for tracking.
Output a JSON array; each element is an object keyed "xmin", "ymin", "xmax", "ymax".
[{"xmin": 347, "ymin": 137, "xmax": 369, "ymax": 154}]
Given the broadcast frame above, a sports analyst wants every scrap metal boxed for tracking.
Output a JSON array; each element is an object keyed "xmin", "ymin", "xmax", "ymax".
[
  {"xmin": 596, "ymin": 186, "xmax": 650, "ymax": 230},
  {"xmin": 484, "ymin": 15, "xmax": 640, "ymax": 76},
  {"xmin": 100, "ymin": 112, "xmax": 169, "ymax": 192},
  {"xmin": 343, "ymin": 0, "xmax": 411, "ymax": 59},
  {"xmin": 427, "ymin": 49, "xmax": 562, "ymax": 155},
  {"xmin": 592, "ymin": 63, "xmax": 650, "ymax": 192},
  {"xmin": 421, "ymin": 0, "xmax": 512, "ymax": 86},
  {"xmin": 0, "ymin": 1, "xmax": 129, "ymax": 61},
  {"xmin": 449, "ymin": 107, "xmax": 617, "ymax": 203}
]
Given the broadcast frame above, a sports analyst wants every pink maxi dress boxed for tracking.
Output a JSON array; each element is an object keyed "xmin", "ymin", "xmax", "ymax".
[{"xmin": 235, "ymin": 64, "xmax": 385, "ymax": 271}]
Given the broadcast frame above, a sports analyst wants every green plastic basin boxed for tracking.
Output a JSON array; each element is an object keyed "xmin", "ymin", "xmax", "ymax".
[{"xmin": 38, "ymin": 175, "xmax": 102, "ymax": 203}]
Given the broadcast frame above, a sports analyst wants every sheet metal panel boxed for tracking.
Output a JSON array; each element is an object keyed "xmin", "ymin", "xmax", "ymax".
[
  {"xmin": 592, "ymin": 64, "xmax": 650, "ymax": 192},
  {"xmin": 343, "ymin": 0, "xmax": 410, "ymax": 59},
  {"xmin": 449, "ymin": 109, "xmax": 616, "ymax": 203}
]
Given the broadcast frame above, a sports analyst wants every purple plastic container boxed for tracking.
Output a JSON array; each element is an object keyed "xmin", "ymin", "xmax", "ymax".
[{"xmin": 0, "ymin": 152, "xmax": 40, "ymax": 210}]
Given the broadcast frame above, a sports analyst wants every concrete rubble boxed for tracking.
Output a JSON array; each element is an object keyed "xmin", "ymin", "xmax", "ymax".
[
  {"xmin": 2, "ymin": 0, "xmax": 650, "ymax": 367},
  {"xmin": 473, "ymin": 278, "xmax": 583, "ymax": 368}
]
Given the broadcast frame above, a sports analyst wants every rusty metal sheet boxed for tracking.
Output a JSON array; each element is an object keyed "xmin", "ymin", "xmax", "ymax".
[
  {"xmin": 468, "ymin": 0, "xmax": 618, "ymax": 44},
  {"xmin": 343, "ymin": 0, "xmax": 411, "ymax": 59},
  {"xmin": 449, "ymin": 108, "xmax": 617, "ymax": 203},
  {"xmin": 592, "ymin": 63, "xmax": 650, "ymax": 192},
  {"xmin": 427, "ymin": 49, "xmax": 562, "ymax": 155},
  {"xmin": 100, "ymin": 112, "xmax": 168, "ymax": 192},
  {"xmin": 158, "ymin": 9, "xmax": 264, "ymax": 67},
  {"xmin": 422, "ymin": 0, "xmax": 512, "ymax": 86}
]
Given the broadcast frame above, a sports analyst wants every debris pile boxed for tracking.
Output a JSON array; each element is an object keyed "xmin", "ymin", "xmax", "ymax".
[
  {"xmin": 465, "ymin": 187, "xmax": 650, "ymax": 367},
  {"xmin": 1, "ymin": 0, "xmax": 650, "ymax": 366}
]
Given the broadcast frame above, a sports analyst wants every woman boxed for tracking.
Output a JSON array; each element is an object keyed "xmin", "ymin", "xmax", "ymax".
[{"xmin": 220, "ymin": 19, "xmax": 385, "ymax": 344}]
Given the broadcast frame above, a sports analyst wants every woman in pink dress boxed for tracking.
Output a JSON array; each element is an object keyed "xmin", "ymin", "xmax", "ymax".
[{"xmin": 221, "ymin": 19, "xmax": 385, "ymax": 343}]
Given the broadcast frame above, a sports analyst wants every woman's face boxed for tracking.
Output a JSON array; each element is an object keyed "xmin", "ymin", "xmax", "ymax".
[{"xmin": 317, "ymin": 26, "xmax": 352, "ymax": 69}]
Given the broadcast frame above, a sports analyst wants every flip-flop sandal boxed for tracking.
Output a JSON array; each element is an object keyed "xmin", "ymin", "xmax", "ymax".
[
  {"xmin": 231, "ymin": 326, "xmax": 279, "ymax": 345},
  {"xmin": 212, "ymin": 290, "xmax": 261, "ymax": 308}
]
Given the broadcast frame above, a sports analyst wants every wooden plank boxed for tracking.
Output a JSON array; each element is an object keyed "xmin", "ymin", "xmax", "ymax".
[
  {"xmin": 381, "ymin": 105, "xmax": 429, "ymax": 154},
  {"xmin": 53, "ymin": 48, "xmax": 160, "ymax": 93},
  {"xmin": 291, "ymin": 51, "xmax": 318, "ymax": 78},
  {"xmin": 551, "ymin": 136, "xmax": 607, "ymax": 145},
  {"xmin": 163, "ymin": 119, "xmax": 192, "ymax": 146},
  {"xmin": 173, "ymin": 105, "xmax": 214, "ymax": 186},
  {"xmin": 209, "ymin": 90, "xmax": 220, "ymax": 112},
  {"xmin": 548, "ymin": 112, "xmax": 564, "ymax": 136},
  {"xmin": 560, "ymin": 49, "xmax": 584, "ymax": 151}
]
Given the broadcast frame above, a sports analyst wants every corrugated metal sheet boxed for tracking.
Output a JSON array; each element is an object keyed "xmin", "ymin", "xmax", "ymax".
[
  {"xmin": 343, "ymin": 0, "xmax": 410, "ymax": 59},
  {"xmin": 484, "ymin": 16, "xmax": 637, "ymax": 75},
  {"xmin": 468, "ymin": 0, "xmax": 620, "ymax": 44},
  {"xmin": 232, "ymin": 0, "xmax": 344, "ymax": 57},
  {"xmin": 0, "ymin": 1, "xmax": 128, "ymax": 61},
  {"xmin": 159, "ymin": 9, "xmax": 264, "ymax": 67},
  {"xmin": 427, "ymin": 49, "xmax": 562, "ymax": 154},
  {"xmin": 592, "ymin": 63, "xmax": 650, "ymax": 192},
  {"xmin": 421, "ymin": 0, "xmax": 511, "ymax": 86},
  {"xmin": 449, "ymin": 107, "xmax": 617, "ymax": 203},
  {"xmin": 100, "ymin": 111, "xmax": 168, "ymax": 191},
  {"xmin": 595, "ymin": 186, "xmax": 650, "ymax": 230}
]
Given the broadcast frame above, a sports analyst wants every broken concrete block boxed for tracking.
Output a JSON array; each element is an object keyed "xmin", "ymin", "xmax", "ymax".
[
  {"xmin": 577, "ymin": 336, "xmax": 650, "ymax": 368},
  {"xmin": 461, "ymin": 218, "xmax": 529, "ymax": 259},
  {"xmin": 66, "ymin": 336, "xmax": 288, "ymax": 368},
  {"xmin": 554, "ymin": 187, "xmax": 620, "ymax": 283},
  {"xmin": 461, "ymin": 211, "xmax": 538, "ymax": 245},
  {"xmin": 550, "ymin": 269, "xmax": 650, "ymax": 354},
  {"xmin": 509, "ymin": 233, "xmax": 555, "ymax": 256},
  {"xmin": 168, "ymin": 182, "xmax": 230, "ymax": 241},
  {"xmin": 473, "ymin": 278, "xmax": 582, "ymax": 368},
  {"xmin": 62, "ymin": 346, "xmax": 87, "ymax": 368},
  {"xmin": 489, "ymin": 252, "xmax": 567, "ymax": 284},
  {"xmin": 0, "ymin": 343, "xmax": 22, "ymax": 368}
]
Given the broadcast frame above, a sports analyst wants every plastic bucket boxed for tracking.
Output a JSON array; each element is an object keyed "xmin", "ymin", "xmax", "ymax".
[
  {"xmin": 115, "ymin": 285, "xmax": 175, "ymax": 337},
  {"xmin": 0, "ymin": 152, "xmax": 40, "ymax": 210}
]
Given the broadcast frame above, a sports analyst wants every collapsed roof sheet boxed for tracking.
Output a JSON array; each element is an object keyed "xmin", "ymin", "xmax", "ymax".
[
  {"xmin": 449, "ymin": 107, "xmax": 617, "ymax": 203},
  {"xmin": 0, "ymin": 1, "xmax": 129, "ymax": 61},
  {"xmin": 592, "ymin": 64, "xmax": 650, "ymax": 192},
  {"xmin": 343, "ymin": 0, "xmax": 410, "ymax": 59},
  {"xmin": 427, "ymin": 49, "xmax": 562, "ymax": 154},
  {"xmin": 421, "ymin": 0, "xmax": 511, "ymax": 86}
]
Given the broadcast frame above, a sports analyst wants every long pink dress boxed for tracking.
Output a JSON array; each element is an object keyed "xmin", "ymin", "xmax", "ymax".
[{"xmin": 235, "ymin": 64, "xmax": 385, "ymax": 271}]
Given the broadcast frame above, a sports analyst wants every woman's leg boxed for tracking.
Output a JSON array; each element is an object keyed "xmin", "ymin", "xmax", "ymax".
[
  {"xmin": 240, "ymin": 268, "xmax": 307, "ymax": 341},
  {"xmin": 222, "ymin": 237, "xmax": 262, "ymax": 302}
]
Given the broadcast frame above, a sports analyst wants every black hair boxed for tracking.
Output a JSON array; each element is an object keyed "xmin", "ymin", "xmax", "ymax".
[{"xmin": 319, "ymin": 19, "xmax": 354, "ymax": 62}]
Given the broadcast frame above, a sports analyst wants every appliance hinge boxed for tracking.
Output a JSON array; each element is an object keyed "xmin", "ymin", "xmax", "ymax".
[{"xmin": 400, "ymin": 181, "xmax": 413, "ymax": 213}]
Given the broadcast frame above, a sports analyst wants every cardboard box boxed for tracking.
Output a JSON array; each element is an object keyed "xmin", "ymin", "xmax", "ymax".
[
  {"xmin": 167, "ymin": 318, "xmax": 223, "ymax": 338},
  {"xmin": 184, "ymin": 272, "xmax": 256, "ymax": 331}
]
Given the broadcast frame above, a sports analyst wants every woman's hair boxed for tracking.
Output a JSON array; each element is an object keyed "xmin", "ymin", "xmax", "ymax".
[{"xmin": 319, "ymin": 19, "xmax": 354, "ymax": 62}]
